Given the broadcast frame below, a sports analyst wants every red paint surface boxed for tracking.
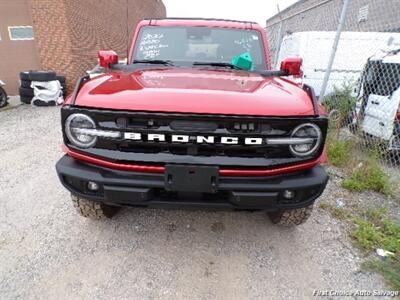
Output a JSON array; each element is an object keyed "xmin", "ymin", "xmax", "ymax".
[
  {"xmin": 63, "ymin": 19, "xmax": 323, "ymax": 177},
  {"xmin": 218, "ymin": 160, "xmax": 320, "ymax": 176},
  {"xmin": 71, "ymin": 19, "xmax": 314, "ymax": 116},
  {"xmin": 74, "ymin": 68, "xmax": 315, "ymax": 116},
  {"xmin": 64, "ymin": 146, "xmax": 165, "ymax": 174}
]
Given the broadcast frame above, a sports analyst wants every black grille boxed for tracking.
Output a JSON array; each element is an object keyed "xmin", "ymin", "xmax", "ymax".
[
  {"xmin": 62, "ymin": 107, "xmax": 328, "ymax": 168},
  {"xmin": 94, "ymin": 118, "xmax": 292, "ymax": 159},
  {"xmin": 106, "ymin": 141, "xmax": 290, "ymax": 158}
]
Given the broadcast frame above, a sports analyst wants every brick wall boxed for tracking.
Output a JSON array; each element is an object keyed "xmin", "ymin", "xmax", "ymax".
[
  {"xmin": 29, "ymin": 0, "xmax": 75, "ymax": 89},
  {"xmin": 0, "ymin": 0, "xmax": 40, "ymax": 94},
  {"xmin": 29, "ymin": 0, "xmax": 166, "ymax": 92}
]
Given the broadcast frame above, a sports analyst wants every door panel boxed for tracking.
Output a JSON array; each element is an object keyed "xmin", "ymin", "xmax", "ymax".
[{"xmin": 362, "ymin": 89, "xmax": 400, "ymax": 140}]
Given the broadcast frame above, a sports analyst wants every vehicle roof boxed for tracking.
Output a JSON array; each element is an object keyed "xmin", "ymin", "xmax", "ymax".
[
  {"xmin": 140, "ymin": 18, "xmax": 263, "ymax": 31},
  {"xmin": 370, "ymin": 49, "xmax": 400, "ymax": 63}
]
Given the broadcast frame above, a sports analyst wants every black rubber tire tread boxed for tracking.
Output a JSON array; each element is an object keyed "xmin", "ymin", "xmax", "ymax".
[
  {"xmin": 268, "ymin": 204, "xmax": 314, "ymax": 226},
  {"xmin": 61, "ymin": 84, "xmax": 67, "ymax": 96},
  {"xmin": 32, "ymin": 99, "xmax": 50, "ymax": 107},
  {"xmin": 20, "ymin": 95, "xmax": 33, "ymax": 104},
  {"xmin": 56, "ymin": 75, "xmax": 66, "ymax": 84},
  {"xmin": 0, "ymin": 87, "xmax": 7, "ymax": 108},
  {"xmin": 20, "ymin": 79, "xmax": 32, "ymax": 88},
  {"xmin": 29, "ymin": 70, "xmax": 57, "ymax": 82},
  {"xmin": 71, "ymin": 195, "xmax": 119, "ymax": 219},
  {"xmin": 20, "ymin": 71, "xmax": 31, "ymax": 81},
  {"xmin": 19, "ymin": 87, "xmax": 34, "ymax": 97}
]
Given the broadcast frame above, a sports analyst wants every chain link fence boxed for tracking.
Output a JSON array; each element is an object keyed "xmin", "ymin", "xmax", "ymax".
[{"xmin": 266, "ymin": 0, "xmax": 400, "ymax": 171}]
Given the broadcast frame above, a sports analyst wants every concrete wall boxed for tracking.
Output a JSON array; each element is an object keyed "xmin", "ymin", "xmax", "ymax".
[{"xmin": 0, "ymin": 0, "xmax": 40, "ymax": 94}]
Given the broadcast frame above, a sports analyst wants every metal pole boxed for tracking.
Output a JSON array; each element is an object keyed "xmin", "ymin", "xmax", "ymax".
[
  {"xmin": 319, "ymin": 0, "xmax": 350, "ymax": 99},
  {"xmin": 273, "ymin": 4, "xmax": 283, "ymax": 68}
]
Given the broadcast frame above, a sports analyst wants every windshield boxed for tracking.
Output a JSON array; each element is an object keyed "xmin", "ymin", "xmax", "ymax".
[
  {"xmin": 133, "ymin": 26, "xmax": 266, "ymax": 70},
  {"xmin": 363, "ymin": 60, "xmax": 400, "ymax": 96}
]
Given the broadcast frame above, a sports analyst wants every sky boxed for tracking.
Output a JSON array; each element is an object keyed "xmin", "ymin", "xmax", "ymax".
[{"xmin": 162, "ymin": 0, "xmax": 299, "ymax": 27}]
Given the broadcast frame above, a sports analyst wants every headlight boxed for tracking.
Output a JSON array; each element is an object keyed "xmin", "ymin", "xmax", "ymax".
[
  {"xmin": 289, "ymin": 123, "xmax": 322, "ymax": 157},
  {"xmin": 65, "ymin": 114, "xmax": 97, "ymax": 148}
]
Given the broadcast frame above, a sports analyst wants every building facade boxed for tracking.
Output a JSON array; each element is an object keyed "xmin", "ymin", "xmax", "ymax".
[
  {"xmin": 265, "ymin": 0, "xmax": 400, "ymax": 65},
  {"xmin": 0, "ymin": 0, "xmax": 166, "ymax": 94}
]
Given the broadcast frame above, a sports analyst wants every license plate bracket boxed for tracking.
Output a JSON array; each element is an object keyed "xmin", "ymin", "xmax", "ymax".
[{"xmin": 165, "ymin": 165, "xmax": 219, "ymax": 193}]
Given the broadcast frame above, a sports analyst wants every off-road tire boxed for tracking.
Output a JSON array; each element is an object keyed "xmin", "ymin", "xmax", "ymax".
[
  {"xmin": 20, "ymin": 95, "xmax": 33, "ymax": 104},
  {"xmin": 19, "ymin": 87, "xmax": 34, "ymax": 97},
  {"xmin": 56, "ymin": 75, "xmax": 66, "ymax": 84},
  {"xmin": 71, "ymin": 195, "xmax": 119, "ymax": 220},
  {"xmin": 19, "ymin": 71, "xmax": 31, "ymax": 81},
  {"xmin": 61, "ymin": 84, "xmax": 67, "ymax": 96},
  {"xmin": 268, "ymin": 204, "xmax": 314, "ymax": 226},
  {"xmin": 29, "ymin": 70, "xmax": 57, "ymax": 82},
  {"xmin": 20, "ymin": 79, "xmax": 32, "ymax": 88},
  {"xmin": 32, "ymin": 99, "xmax": 54, "ymax": 107}
]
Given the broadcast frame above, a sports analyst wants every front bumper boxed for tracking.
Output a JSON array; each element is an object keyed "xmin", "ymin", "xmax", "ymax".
[{"xmin": 56, "ymin": 155, "xmax": 329, "ymax": 210}]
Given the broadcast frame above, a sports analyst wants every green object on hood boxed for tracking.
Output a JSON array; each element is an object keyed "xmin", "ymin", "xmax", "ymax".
[{"xmin": 231, "ymin": 52, "xmax": 253, "ymax": 71}]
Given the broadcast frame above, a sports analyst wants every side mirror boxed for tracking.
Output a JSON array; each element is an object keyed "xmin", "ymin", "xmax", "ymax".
[
  {"xmin": 280, "ymin": 57, "xmax": 303, "ymax": 76},
  {"xmin": 98, "ymin": 50, "xmax": 118, "ymax": 68}
]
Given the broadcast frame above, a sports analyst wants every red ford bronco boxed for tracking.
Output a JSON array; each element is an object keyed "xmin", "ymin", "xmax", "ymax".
[{"xmin": 56, "ymin": 18, "xmax": 329, "ymax": 226}]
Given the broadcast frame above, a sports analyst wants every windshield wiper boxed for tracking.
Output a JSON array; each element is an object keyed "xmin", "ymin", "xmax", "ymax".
[
  {"xmin": 132, "ymin": 59, "xmax": 174, "ymax": 66},
  {"xmin": 194, "ymin": 61, "xmax": 290, "ymax": 77},
  {"xmin": 257, "ymin": 70, "xmax": 289, "ymax": 77},
  {"xmin": 192, "ymin": 62, "xmax": 236, "ymax": 69}
]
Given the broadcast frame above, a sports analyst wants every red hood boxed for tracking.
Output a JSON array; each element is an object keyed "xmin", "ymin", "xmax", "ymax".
[{"xmin": 74, "ymin": 68, "xmax": 315, "ymax": 116}]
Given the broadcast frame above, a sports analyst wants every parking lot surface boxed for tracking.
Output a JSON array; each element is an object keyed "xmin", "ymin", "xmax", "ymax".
[{"xmin": 0, "ymin": 104, "xmax": 387, "ymax": 299}]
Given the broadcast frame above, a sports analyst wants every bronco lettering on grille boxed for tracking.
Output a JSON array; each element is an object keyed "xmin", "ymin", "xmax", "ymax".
[{"xmin": 123, "ymin": 132, "xmax": 264, "ymax": 145}]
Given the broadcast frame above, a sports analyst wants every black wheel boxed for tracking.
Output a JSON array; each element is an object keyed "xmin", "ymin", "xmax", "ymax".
[
  {"xmin": 31, "ymin": 99, "xmax": 49, "ymax": 107},
  {"xmin": 71, "ymin": 195, "xmax": 120, "ymax": 219},
  {"xmin": 20, "ymin": 79, "xmax": 32, "ymax": 88},
  {"xmin": 32, "ymin": 99, "xmax": 56, "ymax": 107},
  {"xmin": 19, "ymin": 87, "xmax": 34, "ymax": 97},
  {"xmin": 268, "ymin": 204, "xmax": 314, "ymax": 226},
  {"xmin": 29, "ymin": 70, "xmax": 56, "ymax": 82},
  {"xmin": 20, "ymin": 95, "xmax": 33, "ymax": 104},
  {"xmin": 19, "ymin": 71, "xmax": 31, "ymax": 81},
  {"xmin": 0, "ymin": 87, "xmax": 8, "ymax": 108}
]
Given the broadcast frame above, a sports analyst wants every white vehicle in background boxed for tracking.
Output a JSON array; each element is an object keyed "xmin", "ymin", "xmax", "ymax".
[
  {"xmin": 353, "ymin": 46, "xmax": 400, "ymax": 155},
  {"xmin": 276, "ymin": 31, "xmax": 400, "ymax": 97}
]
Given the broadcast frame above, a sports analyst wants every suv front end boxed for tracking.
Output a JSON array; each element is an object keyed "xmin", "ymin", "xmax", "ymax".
[
  {"xmin": 57, "ymin": 105, "xmax": 329, "ymax": 224},
  {"xmin": 55, "ymin": 18, "xmax": 329, "ymax": 225}
]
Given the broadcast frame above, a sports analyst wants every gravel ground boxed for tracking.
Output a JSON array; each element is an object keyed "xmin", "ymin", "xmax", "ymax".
[{"xmin": 0, "ymin": 101, "xmax": 392, "ymax": 299}]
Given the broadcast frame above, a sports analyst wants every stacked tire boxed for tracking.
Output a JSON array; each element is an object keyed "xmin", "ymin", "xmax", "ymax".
[
  {"xmin": 19, "ymin": 71, "xmax": 67, "ymax": 104},
  {"xmin": 57, "ymin": 75, "xmax": 67, "ymax": 98}
]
